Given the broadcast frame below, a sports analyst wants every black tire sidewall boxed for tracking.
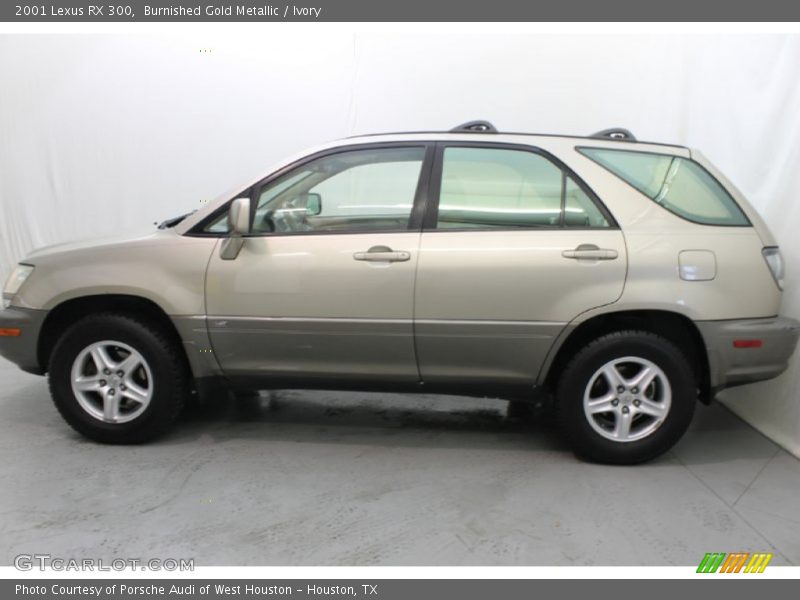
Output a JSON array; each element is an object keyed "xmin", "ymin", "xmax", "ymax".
[
  {"xmin": 48, "ymin": 314, "xmax": 185, "ymax": 443},
  {"xmin": 558, "ymin": 332, "xmax": 696, "ymax": 464}
]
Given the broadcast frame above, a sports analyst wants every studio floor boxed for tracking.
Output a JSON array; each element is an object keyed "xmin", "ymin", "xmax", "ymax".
[{"xmin": 1, "ymin": 358, "xmax": 799, "ymax": 567}]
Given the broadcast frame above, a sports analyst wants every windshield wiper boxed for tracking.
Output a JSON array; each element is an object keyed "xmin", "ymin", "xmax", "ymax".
[{"xmin": 156, "ymin": 211, "xmax": 195, "ymax": 229}]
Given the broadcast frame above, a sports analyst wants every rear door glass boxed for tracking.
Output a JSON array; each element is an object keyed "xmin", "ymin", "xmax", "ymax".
[{"xmin": 436, "ymin": 147, "xmax": 610, "ymax": 229}]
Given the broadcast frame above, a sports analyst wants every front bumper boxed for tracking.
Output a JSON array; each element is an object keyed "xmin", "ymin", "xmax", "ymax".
[
  {"xmin": 696, "ymin": 316, "xmax": 800, "ymax": 395},
  {"xmin": 0, "ymin": 306, "xmax": 47, "ymax": 375}
]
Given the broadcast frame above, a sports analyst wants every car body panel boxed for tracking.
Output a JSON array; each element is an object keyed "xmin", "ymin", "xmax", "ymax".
[
  {"xmin": 12, "ymin": 228, "xmax": 216, "ymax": 316},
  {"xmin": 414, "ymin": 228, "xmax": 627, "ymax": 384},
  {"xmin": 205, "ymin": 232, "xmax": 422, "ymax": 380},
  {"xmin": 0, "ymin": 306, "xmax": 47, "ymax": 374},
  {"xmin": 696, "ymin": 316, "xmax": 800, "ymax": 391},
  {"xmin": 691, "ymin": 149, "xmax": 777, "ymax": 247}
]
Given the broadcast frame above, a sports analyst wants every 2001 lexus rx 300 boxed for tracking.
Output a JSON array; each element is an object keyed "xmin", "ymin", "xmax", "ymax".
[{"xmin": 1, "ymin": 121, "xmax": 797, "ymax": 464}]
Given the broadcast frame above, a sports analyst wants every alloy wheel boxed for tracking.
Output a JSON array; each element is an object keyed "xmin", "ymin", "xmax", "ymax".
[
  {"xmin": 70, "ymin": 340, "xmax": 153, "ymax": 423},
  {"xmin": 582, "ymin": 356, "xmax": 672, "ymax": 443}
]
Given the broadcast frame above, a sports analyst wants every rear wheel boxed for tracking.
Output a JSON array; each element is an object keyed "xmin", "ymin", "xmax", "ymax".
[
  {"xmin": 556, "ymin": 330, "xmax": 696, "ymax": 464},
  {"xmin": 48, "ymin": 313, "xmax": 189, "ymax": 443}
]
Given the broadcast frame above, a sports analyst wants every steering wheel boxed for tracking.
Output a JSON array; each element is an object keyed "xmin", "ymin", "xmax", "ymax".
[{"xmin": 263, "ymin": 205, "xmax": 313, "ymax": 233}]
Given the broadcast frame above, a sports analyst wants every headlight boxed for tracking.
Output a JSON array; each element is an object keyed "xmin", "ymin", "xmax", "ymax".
[
  {"xmin": 2, "ymin": 264, "xmax": 34, "ymax": 308},
  {"xmin": 762, "ymin": 247, "xmax": 784, "ymax": 290}
]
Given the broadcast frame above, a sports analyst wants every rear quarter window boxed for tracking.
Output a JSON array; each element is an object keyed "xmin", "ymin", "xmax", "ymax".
[{"xmin": 577, "ymin": 147, "xmax": 749, "ymax": 226}]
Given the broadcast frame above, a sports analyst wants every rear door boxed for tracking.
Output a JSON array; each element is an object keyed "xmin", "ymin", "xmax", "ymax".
[{"xmin": 414, "ymin": 143, "xmax": 627, "ymax": 385}]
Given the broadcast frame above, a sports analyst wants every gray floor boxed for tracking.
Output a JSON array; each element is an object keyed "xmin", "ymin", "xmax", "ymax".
[{"xmin": 1, "ymin": 358, "xmax": 799, "ymax": 567}]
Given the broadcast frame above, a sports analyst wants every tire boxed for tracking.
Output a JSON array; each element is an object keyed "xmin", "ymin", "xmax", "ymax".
[
  {"xmin": 47, "ymin": 313, "xmax": 189, "ymax": 443},
  {"xmin": 556, "ymin": 330, "xmax": 696, "ymax": 465}
]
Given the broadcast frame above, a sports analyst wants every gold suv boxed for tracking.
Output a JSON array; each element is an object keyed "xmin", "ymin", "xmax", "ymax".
[{"xmin": 1, "ymin": 121, "xmax": 797, "ymax": 463}]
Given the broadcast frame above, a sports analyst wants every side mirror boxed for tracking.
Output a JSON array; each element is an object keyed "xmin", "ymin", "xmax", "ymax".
[
  {"xmin": 228, "ymin": 196, "xmax": 251, "ymax": 234},
  {"xmin": 220, "ymin": 197, "xmax": 250, "ymax": 260},
  {"xmin": 298, "ymin": 192, "xmax": 322, "ymax": 217}
]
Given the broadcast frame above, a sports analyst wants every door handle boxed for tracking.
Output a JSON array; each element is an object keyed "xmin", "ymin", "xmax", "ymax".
[
  {"xmin": 353, "ymin": 245, "xmax": 411, "ymax": 263},
  {"xmin": 562, "ymin": 244, "xmax": 618, "ymax": 260}
]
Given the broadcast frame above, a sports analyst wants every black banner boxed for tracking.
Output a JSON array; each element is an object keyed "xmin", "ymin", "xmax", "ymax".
[
  {"xmin": 3, "ymin": 0, "xmax": 800, "ymax": 22},
  {"xmin": 5, "ymin": 579, "xmax": 800, "ymax": 600}
]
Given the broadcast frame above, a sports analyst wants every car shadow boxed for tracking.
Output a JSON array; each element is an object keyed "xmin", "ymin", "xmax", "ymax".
[{"xmin": 170, "ymin": 389, "xmax": 570, "ymax": 453}]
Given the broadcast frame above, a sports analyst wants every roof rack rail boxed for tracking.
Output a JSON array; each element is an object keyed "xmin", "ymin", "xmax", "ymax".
[
  {"xmin": 591, "ymin": 127, "xmax": 637, "ymax": 142},
  {"xmin": 451, "ymin": 120, "xmax": 498, "ymax": 133}
]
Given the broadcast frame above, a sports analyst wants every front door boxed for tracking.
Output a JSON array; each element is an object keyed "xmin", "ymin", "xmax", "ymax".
[
  {"xmin": 205, "ymin": 144, "xmax": 432, "ymax": 383},
  {"xmin": 414, "ymin": 143, "xmax": 627, "ymax": 385}
]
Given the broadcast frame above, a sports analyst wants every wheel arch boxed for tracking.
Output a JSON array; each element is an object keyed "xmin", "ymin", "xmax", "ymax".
[
  {"xmin": 540, "ymin": 309, "xmax": 711, "ymax": 403},
  {"xmin": 37, "ymin": 294, "xmax": 190, "ymax": 378}
]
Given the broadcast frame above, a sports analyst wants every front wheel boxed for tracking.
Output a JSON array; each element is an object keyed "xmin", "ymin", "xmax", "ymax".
[
  {"xmin": 48, "ymin": 313, "xmax": 189, "ymax": 443},
  {"xmin": 556, "ymin": 331, "xmax": 696, "ymax": 464}
]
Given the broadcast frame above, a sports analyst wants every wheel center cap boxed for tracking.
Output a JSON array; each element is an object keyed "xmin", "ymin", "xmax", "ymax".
[{"xmin": 109, "ymin": 374, "xmax": 122, "ymax": 387}]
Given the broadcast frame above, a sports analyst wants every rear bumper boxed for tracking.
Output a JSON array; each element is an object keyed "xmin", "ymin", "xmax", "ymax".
[
  {"xmin": 696, "ymin": 316, "xmax": 800, "ymax": 395},
  {"xmin": 0, "ymin": 306, "xmax": 47, "ymax": 375}
]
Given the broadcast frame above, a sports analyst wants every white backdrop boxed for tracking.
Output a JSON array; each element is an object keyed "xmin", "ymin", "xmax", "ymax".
[{"xmin": 1, "ymin": 31, "xmax": 799, "ymax": 456}]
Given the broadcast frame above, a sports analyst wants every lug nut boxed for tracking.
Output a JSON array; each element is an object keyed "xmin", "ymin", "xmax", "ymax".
[
  {"xmin": 634, "ymin": 399, "xmax": 641, "ymax": 407},
  {"xmin": 611, "ymin": 399, "xmax": 619, "ymax": 406},
  {"xmin": 99, "ymin": 380, "xmax": 107, "ymax": 387},
  {"xmin": 632, "ymin": 387, "xmax": 639, "ymax": 394},
  {"xmin": 117, "ymin": 370, "xmax": 124, "ymax": 377},
  {"xmin": 616, "ymin": 386, "xmax": 625, "ymax": 393},
  {"xmin": 120, "ymin": 384, "xmax": 126, "ymax": 391},
  {"xmin": 108, "ymin": 389, "xmax": 116, "ymax": 396},
  {"xmin": 103, "ymin": 369, "xmax": 111, "ymax": 375},
  {"xmin": 622, "ymin": 406, "xmax": 630, "ymax": 414}
]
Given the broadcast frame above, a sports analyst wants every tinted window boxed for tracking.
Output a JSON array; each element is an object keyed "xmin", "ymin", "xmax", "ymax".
[
  {"xmin": 250, "ymin": 147, "xmax": 425, "ymax": 234},
  {"xmin": 578, "ymin": 147, "xmax": 749, "ymax": 226},
  {"xmin": 436, "ymin": 147, "xmax": 609, "ymax": 229}
]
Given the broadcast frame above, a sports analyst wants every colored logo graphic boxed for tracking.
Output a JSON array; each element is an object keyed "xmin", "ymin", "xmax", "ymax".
[{"xmin": 697, "ymin": 552, "xmax": 773, "ymax": 573}]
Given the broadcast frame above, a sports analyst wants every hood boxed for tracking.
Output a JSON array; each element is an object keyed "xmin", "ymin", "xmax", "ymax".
[{"xmin": 24, "ymin": 227, "xmax": 177, "ymax": 263}]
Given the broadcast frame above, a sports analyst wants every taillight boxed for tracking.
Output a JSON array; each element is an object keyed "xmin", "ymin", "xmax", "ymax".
[{"xmin": 762, "ymin": 247, "xmax": 784, "ymax": 290}]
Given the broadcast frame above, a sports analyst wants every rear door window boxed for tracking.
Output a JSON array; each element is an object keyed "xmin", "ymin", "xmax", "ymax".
[{"xmin": 435, "ymin": 147, "xmax": 611, "ymax": 229}]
